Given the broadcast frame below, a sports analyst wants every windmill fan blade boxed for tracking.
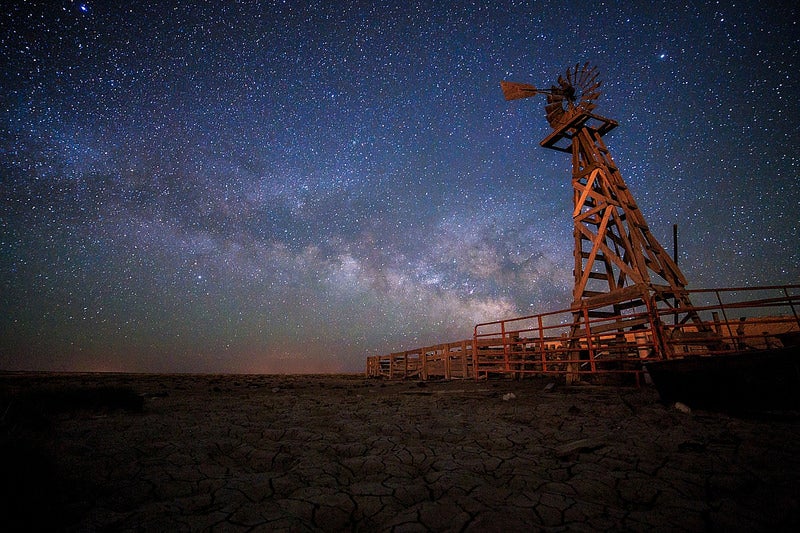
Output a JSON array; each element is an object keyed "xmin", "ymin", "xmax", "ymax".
[
  {"xmin": 500, "ymin": 81, "xmax": 539, "ymax": 100},
  {"xmin": 578, "ymin": 62, "xmax": 594, "ymax": 85},
  {"xmin": 583, "ymin": 81, "xmax": 602, "ymax": 94},
  {"xmin": 546, "ymin": 106, "xmax": 562, "ymax": 117},
  {"xmin": 583, "ymin": 73, "xmax": 600, "ymax": 91},
  {"xmin": 546, "ymin": 92, "xmax": 563, "ymax": 106},
  {"xmin": 576, "ymin": 63, "xmax": 587, "ymax": 85},
  {"xmin": 545, "ymin": 102, "xmax": 562, "ymax": 114}
]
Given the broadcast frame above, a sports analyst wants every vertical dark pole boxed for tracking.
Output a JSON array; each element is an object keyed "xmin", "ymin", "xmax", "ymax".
[
  {"xmin": 673, "ymin": 224, "xmax": 679, "ymax": 324},
  {"xmin": 672, "ymin": 224, "xmax": 678, "ymax": 266}
]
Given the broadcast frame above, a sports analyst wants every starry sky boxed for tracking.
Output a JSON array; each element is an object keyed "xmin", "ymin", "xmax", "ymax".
[{"xmin": 2, "ymin": 1, "xmax": 798, "ymax": 373}]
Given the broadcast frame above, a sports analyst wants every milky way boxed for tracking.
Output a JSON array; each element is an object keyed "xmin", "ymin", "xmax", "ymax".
[{"xmin": 2, "ymin": 1, "xmax": 798, "ymax": 373}]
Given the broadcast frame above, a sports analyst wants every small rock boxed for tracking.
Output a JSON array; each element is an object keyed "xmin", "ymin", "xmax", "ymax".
[
  {"xmin": 678, "ymin": 440, "xmax": 706, "ymax": 452},
  {"xmin": 674, "ymin": 402, "xmax": 691, "ymax": 414},
  {"xmin": 502, "ymin": 392, "xmax": 517, "ymax": 401}
]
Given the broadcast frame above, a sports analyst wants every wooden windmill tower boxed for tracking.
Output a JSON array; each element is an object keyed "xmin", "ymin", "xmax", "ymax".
[{"xmin": 502, "ymin": 63, "xmax": 702, "ymax": 363}]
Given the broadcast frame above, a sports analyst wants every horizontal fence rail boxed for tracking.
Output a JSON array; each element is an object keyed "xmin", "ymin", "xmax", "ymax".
[
  {"xmin": 365, "ymin": 340, "xmax": 474, "ymax": 380},
  {"xmin": 366, "ymin": 284, "xmax": 800, "ymax": 383}
]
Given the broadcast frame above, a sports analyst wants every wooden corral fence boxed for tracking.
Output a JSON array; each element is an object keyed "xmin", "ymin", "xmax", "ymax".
[
  {"xmin": 473, "ymin": 296, "xmax": 657, "ymax": 385},
  {"xmin": 367, "ymin": 284, "xmax": 800, "ymax": 383},
  {"xmin": 473, "ymin": 284, "xmax": 800, "ymax": 384},
  {"xmin": 365, "ymin": 340, "xmax": 474, "ymax": 380}
]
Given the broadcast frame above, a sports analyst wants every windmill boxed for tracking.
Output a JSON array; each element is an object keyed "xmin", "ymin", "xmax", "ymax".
[{"xmin": 502, "ymin": 63, "xmax": 705, "ymax": 371}]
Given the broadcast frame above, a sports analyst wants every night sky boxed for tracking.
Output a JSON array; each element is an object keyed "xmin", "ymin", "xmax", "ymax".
[{"xmin": 2, "ymin": 1, "xmax": 798, "ymax": 373}]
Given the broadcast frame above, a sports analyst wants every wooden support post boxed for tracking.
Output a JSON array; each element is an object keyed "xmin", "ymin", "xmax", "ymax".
[{"xmin": 461, "ymin": 340, "xmax": 469, "ymax": 378}]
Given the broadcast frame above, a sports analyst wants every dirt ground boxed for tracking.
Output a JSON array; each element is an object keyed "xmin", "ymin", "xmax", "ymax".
[{"xmin": 1, "ymin": 372, "xmax": 799, "ymax": 531}]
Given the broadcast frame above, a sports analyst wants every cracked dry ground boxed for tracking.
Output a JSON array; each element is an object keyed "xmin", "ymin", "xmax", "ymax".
[{"xmin": 2, "ymin": 373, "xmax": 799, "ymax": 531}]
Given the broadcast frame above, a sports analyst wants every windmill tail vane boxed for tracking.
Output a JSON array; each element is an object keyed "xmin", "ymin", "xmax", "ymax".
[
  {"xmin": 500, "ymin": 80, "xmax": 569, "ymax": 101},
  {"xmin": 500, "ymin": 81, "xmax": 542, "ymax": 101}
]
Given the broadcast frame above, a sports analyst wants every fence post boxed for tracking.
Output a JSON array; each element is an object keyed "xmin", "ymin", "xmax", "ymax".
[
  {"xmin": 461, "ymin": 340, "xmax": 469, "ymax": 378},
  {"xmin": 472, "ymin": 328, "xmax": 480, "ymax": 381},
  {"xmin": 566, "ymin": 309, "xmax": 582, "ymax": 384},
  {"xmin": 501, "ymin": 321, "xmax": 509, "ymax": 372}
]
